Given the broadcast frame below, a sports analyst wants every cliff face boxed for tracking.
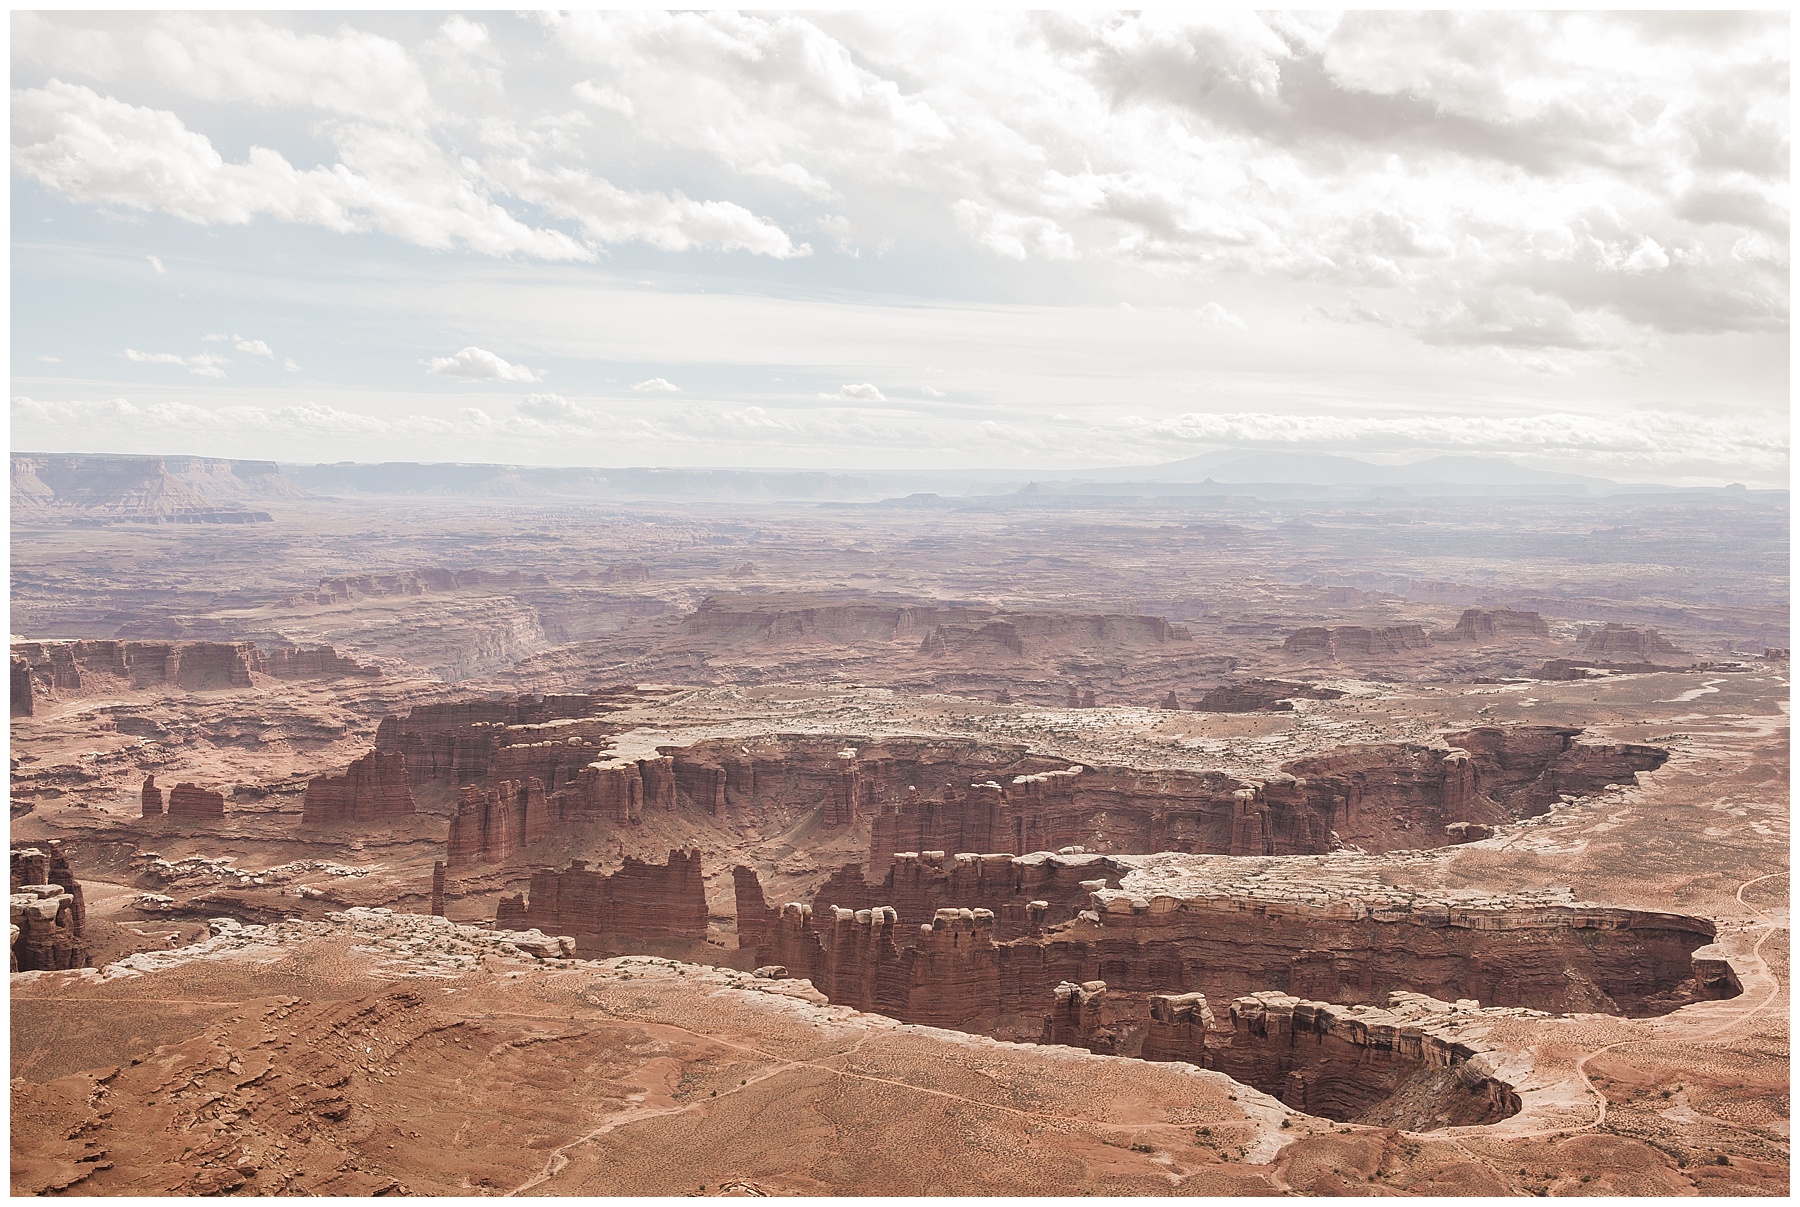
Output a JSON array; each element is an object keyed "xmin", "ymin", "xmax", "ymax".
[
  {"xmin": 493, "ymin": 849, "xmax": 708, "ymax": 956},
  {"xmin": 301, "ymin": 751, "xmax": 417, "ymax": 826},
  {"xmin": 1583, "ymin": 624, "xmax": 1692, "ymax": 663},
  {"xmin": 166, "ymin": 783, "xmax": 226, "ymax": 819},
  {"xmin": 1448, "ymin": 608, "xmax": 1550, "ymax": 641},
  {"xmin": 10, "ymin": 639, "xmax": 373, "ymax": 709},
  {"xmin": 141, "ymin": 775, "xmax": 164, "ymax": 817},
  {"xmin": 756, "ymin": 885, "xmax": 1731, "ymax": 1041},
  {"xmin": 1283, "ymin": 625, "xmax": 1433, "ymax": 659},
  {"xmin": 1193, "ymin": 679, "xmax": 1346, "ymax": 713},
  {"xmin": 11, "ymin": 842, "xmax": 88, "ymax": 972},
  {"xmin": 373, "ymin": 693, "xmax": 622, "ymax": 786}
]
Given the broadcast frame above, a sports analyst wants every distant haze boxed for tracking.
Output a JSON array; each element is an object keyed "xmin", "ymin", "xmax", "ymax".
[{"xmin": 10, "ymin": 11, "xmax": 1789, "ymax": 486}]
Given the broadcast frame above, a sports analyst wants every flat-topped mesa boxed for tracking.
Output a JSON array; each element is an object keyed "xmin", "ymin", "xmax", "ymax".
[
  {"xmin": 165, "ymin": 782, "xmax": 225, "ymax": 819},
  {"xmin": 261, "ymin": 645, "xmax": 379, "ymax": 679},
  {"xmin": 805, "ymin": 851, "xmax": 1123, "ymax": 945},
  {"xmin": 1445, "ymin": 608, "xmax": 1551, "ymax": 641},
  {"xmin": 1583, "ymin": 623, "xmax": 1694, "ymax": 664},
  {"xmin": 301, "ymin": 751, "xmax": 418, "ymax": 827},
  {"xmin": 140, "ymin": 774, "xmax": 164, "ymax": 818},
  {"xmin": 1193, "ymin": 679, "xmax": 1346, "ymax": 713},
  {"xmin": 1282, "ymin": 624, "xmax": 1433, "ymax": 659},
  {"xmin": 10, "ymin": 841, "xmax": 88, "ymax": 972},
  {"xmin": 492, "ymin": 849, "xmax": 707, "ymax": 957},
  {"xmin": 9, "ymin": 639, "xmax": 375, "ymax": 713},
  {"xmin": 764, "ymin": 873, "xmax": 1736, "ymax": 1044},
  {"xmin": 373, "ymin": 693, "xmax": 625, "ymax": 786},
  {"xmin": 866, "ymin": 725, "xmax": 1668, "ymax": 865}
]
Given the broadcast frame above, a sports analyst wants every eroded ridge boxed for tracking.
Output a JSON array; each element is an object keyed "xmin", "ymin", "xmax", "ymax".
[
  {"xmin": 1044, "ymin": 983, "xmax": 1526, "ymax": 1130},
  {"xmin": 737, "ymin": 857, "xmax": 1737, "ymax": 1035}
]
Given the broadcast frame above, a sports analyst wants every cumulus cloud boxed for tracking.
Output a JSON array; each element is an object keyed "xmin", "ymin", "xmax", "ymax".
[
  {"xmin": 631, "ymin": 378, "xmax": 679, "ymax": 393},
  {"xmin": 283, "ymin": 358, "xmax": 300, "ymax": 372},
  {"xmin": 1195, "ymin": 302, "xmax": 1246, "ymax": 329},
  {"xmin": 921, "ymin": 385, "xmax": 946, "ymax": 398},
  {"xmin": 123, "ymin": 348, "xmax": 229, "ymax": 378},
  {"xmin": 422, "ymin": 346, "xmax": 542, "ymax": 382},
  {"xmin": 824, "ymin": 383, "xmax": 886, "ymax": 402},
  {"xmin": 12, "ymin": 81, "xmax": 593, "ymax": 262},
  {"xmin": 205, "ymin": 333, "xmax": 274, "ymax": 357}
]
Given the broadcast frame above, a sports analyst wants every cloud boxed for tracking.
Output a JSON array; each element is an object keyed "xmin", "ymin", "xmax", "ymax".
[
  {"xmin": 422, "ymin": 346, "xmax": 542, "ymax": 382},
  {"xmin": 283, "ymin": 358, "xmax": 300, "ymax": 372},
  {"xmin": 824, "ymin": 383, "xmax": 886, "ymax": 402},
  {"xmin": 13, "ymin": 81, "xmax": 593, "ymax": 262},
  {"xmin": 1195, "ymin": 302, "xmax": 1246, "ymax": 329},
  {"xmin": 146, "ymin": 254, "xmax": 164, "ymax": 274},
  {"xmin": 205, "ymin": 333, "xmax": 274, "ymax": 357},
  {"xmin": 483, "ymin": 157, "xmax": 809, "ymax": 258},
  {"xmin": 921, "ymin": 385, "xmax": 946, "ymax": 398},
  {"xmin": 140, "ymin": 15, "xmax": 434, "ymax": 123},
  {"xmin": 123, "ymin": 348, "xmax": 229, "ymax": 378},
  {"xmin": 36, "ymin": 356, "xmax": 61, "ymax": 364},
  {"xmin": 631, "ymin": 378, "xmax": 679, "ymax": 393}
]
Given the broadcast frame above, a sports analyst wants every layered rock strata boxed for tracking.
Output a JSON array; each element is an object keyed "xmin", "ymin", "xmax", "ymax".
[
  {"xmin": 11, "ymin": 842, "xmax": 88, "ymax": 972},
  {"xmin": 10, "ymin": 640, "xmax": 374, "ymax": 710},
  {"xmin": 493, "ymin": 849, "xmax": 707, "ymax": 956},
  {"xmin": 301, "ymin": 751, "xmax": 418, "ymax": 826},
  {"xmin": 1283, "ymin": 625, "xmax": 1433, "ymax": 658},
  {"xmin": 140, "ymin": 774, "xmax": 164, "ymax": 818},
  {"xmin": 1193, "ymin": 679, "xmax": 1346, "ymax": 713},
  {"xmin": 1583, "ymin": 624, "xmax": 1693, "ymax": 663},
  {"xmin": 166, "ymin": 783, "xmax": 226, "ymax": 819},
  {"xmin": 1447, "ymin": 609, "xmax": 1551, "ymax": 641},
  {"xmin": 747, "ymin": 872, "xmax": 1733, "ymax": 1041}
]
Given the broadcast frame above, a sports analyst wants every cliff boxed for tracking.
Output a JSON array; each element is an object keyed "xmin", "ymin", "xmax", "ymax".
[
  {"xmin": 302, "ymin": 751, "xmax": 418, "ymax": 827},
  {"xmin": 11, "ymin": 842, "xmax": 88, "ymax": 972},
  {"xmin": 492, "ymin": 849, "xmax": 708, "ymax": 956},
  {"xmin": 1583, "ymin": 624, "xmax": 1693, "ymax": 663},
  {"xmin": 166, "ymin": 783, "xmax": 226, "ymax": 819},
  {"xmin": 1447, "ymin": 608, "xmax": 1550, "ymax": 641},
  {"xmin": 1193, "ymin": 679, "xmax": 1346, "ymax": 713},
  {"xmin": 10, "ymin": 639, "xmax": 374, "ymax": 710},
  {"xmin": 1283, "ymin": 625, "xmax": 1433, "ymax": 659}
]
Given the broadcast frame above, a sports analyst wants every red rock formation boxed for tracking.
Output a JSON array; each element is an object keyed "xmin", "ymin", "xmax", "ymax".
[
  {"xmin": 759, "ymin": 886, "xmax": 1732, "ymax": 1042},
  {"xmin": 430, "ymin": 862, "xmax": 446, "ymax": 917},
  {"xmin": 1583, "ymin": 624, "xmax": 1692, "ymax": 663},
  {"xmin": 262, "ymin": 645, "xmax": 379, "ymax": 679},
  {"xmin": 301, "ymin": 751, "xmax": 417, "ymax": 827},
  {"xmin": 11, "ymin": 842, "xmax": 88, "ymax": 972},
  {"xmin": 373, "ymin": 693, "xmax": 622, "ymax": 786},
  {"xmin": 447, "ymin": 778, "xmax": 545, "ymax": 865},
  {"xmin": 1283, "ymin": 625, "xmax": 1432, "ymax": 658},
  {"xmin": 496, "ymin": 850, "xmax": 708, "ymax": 956},
  {"xmin": 1448, "ymin": 608, "xmax": 1550, "ymax": 641},
  {"xmin": 1194, "ymin": 679, "xmax": 1346, "ymax": 713},
  {"xmin": 140, "ymin": 774, "xmax": 164, "ymax": 818},
  {"xmin": 166, "ymin": 783, "xmax": 226, "ymax": 819},
  {"xmin": 805, "ymin": 852, "xmax": 1118, "ymax": 947},
  {"xmin": 11, "ymin": 654, "xmax": 32, "ymax": 716}
]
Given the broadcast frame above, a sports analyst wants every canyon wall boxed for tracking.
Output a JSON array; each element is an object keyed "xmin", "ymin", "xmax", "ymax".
[
  {"xmin": 301, "ymin": 751, "xmax": 418, "ymax": 826},
  {"xmin": 166, "ymin": 783, "xmax": 226, "ymax": 819},
  {"xmin": 10, "ymin": 640, "xmax": 374, "ymax": 711},
  {"xmin": 755, "ymin": 886, "xmax": 1731, "ymax": 1042},
  {"xmin": 492, "ymin": 849, "xmax": 707, "ymax": 956},
  {"xmin": 10, "ymin": 842, "xmax": 88, "ymax": 972},
  {"xmin": 1283, "ymin": 625, "xmax": 1433, "ymax": 658}
]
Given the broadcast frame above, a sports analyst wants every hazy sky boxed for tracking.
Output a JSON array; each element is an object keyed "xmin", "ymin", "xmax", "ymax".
[{"xmin": 10, "ymin": 10, "xmax": 1790, "ymax": 484}]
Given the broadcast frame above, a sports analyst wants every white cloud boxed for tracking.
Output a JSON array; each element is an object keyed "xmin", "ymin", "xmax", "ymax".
[
  {"xmin": 921, "ymin": 385, "xmax": 946, "ymax": 398},
  {"xmin": 422, "ymin": 346, "xmax": 542, "ymax": 383},
  {"xmin": 140, "ymin": 15, "xmax": 434, "ymax": 123},
  {"xmin": 36, "ymin": 356, "xmax": 61, "ymax": 364},
  {"xmin": 824, "ymin": 383, "xmax": 886, "ymax": 402},
  {"xmin": 146, "ymin": 254, "xmax": 164, "ymax": 274},
  {"xmin": 283, "ymin": 358, "xmax": 300, "ymax": 373},
  {"xmin": 1195, "ymin": 302, "xmax": 1246, "ymax": 330},
  {"xmin": 631, "ymin": 378, "xmax": 679, "ymax": 393},
  {"xmin": 123, "ymin": 348, "xmax": 229, "ymax": 378},
  {"xmin": 13, "ymin": 81, "xmax": 593, "ymax": 262},
  {"xmin": 482, "ymin": 157, "xmax": 808, "ymax": 258},
  {"xmin": 206, "ymin": 333, "xmax": 273, "ymax": 357}
]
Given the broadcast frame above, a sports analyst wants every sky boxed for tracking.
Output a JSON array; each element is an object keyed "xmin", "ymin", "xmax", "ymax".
[{"xmin": 9, "ymin": 10, "xmax": 1791, "ymax": 485}]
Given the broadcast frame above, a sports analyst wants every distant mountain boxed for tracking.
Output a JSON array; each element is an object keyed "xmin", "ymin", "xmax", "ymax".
[
  {"xmin": 1070, "ymin": 449, "xmax": 1616, "ymax": 490},
  {"xmin": 11, "ymin": 453, "xmax": 298, "ymax": 524},
  {"xmin": 286, "ymin": 461, "xmax": 878, "ymax": 501}
]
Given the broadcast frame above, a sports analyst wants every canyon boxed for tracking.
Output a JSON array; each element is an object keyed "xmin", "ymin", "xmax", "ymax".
[{"xmin": 9, "ymin": 459, "xmax": 1788, "ymax": 1195}]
